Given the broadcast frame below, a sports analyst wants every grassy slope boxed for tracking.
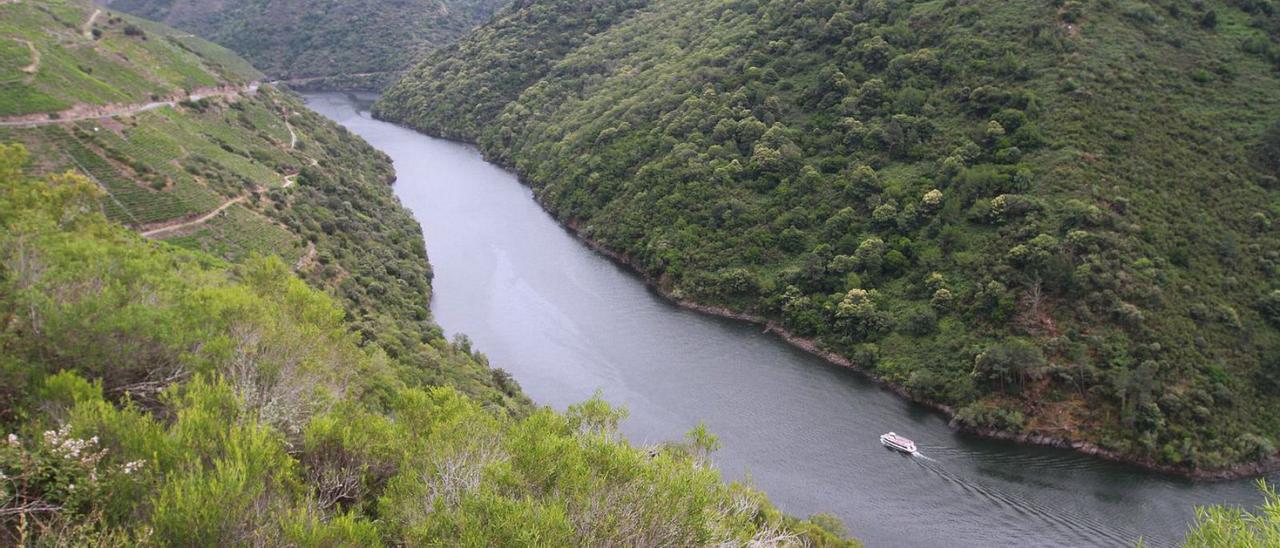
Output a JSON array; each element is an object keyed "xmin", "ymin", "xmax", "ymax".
[
  {"xmin": 2, "ymin": 0, "xmax": 526, "ymax": 411},
  {"xmin": 100, "ymin": 0, "xmax": 508, "ymax": 89},
  {"xmin": 0, "ymin": 0, "xmax": 260, "ymax": 116},
  {"xmin": 377, "ymin": 0, "xmax": 1280, "ymax": 472}
]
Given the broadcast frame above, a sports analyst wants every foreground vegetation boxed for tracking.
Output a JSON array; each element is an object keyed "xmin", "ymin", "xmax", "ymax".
[
  {"xmin": 1183, "ymin": 481, "xmax": 1280, "ymax": 546},
  {"xmin": 102, "ymin": 0, "xmax": 509, "ymax": 90},
  {"xmin": 378, "ymin": 0, "xmax": 1280, "ymax": 472},
  {"xmin": 0, "ymin": 145, "xmax": 852, "ymax": 545}
]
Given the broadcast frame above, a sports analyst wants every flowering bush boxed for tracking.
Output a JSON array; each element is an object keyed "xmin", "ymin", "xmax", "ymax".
[{"xmin": 1, "ymin": 425, "xmax": 145, "ymax": 542}]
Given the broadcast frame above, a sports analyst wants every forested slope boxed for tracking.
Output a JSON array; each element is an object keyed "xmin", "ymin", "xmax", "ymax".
[
  {"xmin": 0, "ymin": 146, "xmax": 852, "ymax": 545},
  {"xmin": 99, "ymin": 0, "xmax": 508, "ymax": 90},
  {"xmin": 377, "ymin": 0, "xmax": 1280, "ymax": 473},
  {"xmin": 3, "ymin": 0, "xmax": 523, "ymax": 409},
  {"xmin": 0, "ymin": 1, "xmax": 856, "ymax": 542}
]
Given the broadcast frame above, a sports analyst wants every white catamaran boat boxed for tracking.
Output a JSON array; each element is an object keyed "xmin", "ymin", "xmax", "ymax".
[{"xmin": 880, "ymin": 432, "xmax": 917, "ymax": 453}]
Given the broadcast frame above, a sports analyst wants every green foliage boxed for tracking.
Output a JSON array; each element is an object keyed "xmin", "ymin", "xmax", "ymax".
[
  {"xmin": 106, "ymin": 0, "xmax": 508, "ymax": 89},
  {"xmin": 1183, "ymin": 480, "xmax": 1280, "ymax": 547},
  {"xmin": 5, "ymin": 0, "xmax": 526, "ymax": 410},
  {"xmin": 376, "ymin": 0, "xmax": 649, "ymax": 138},
  {"xmin": 377, "ymin": 0, "xmax": 1280, "ymax": 471},
  {"xmin": 0, "ymin": 1, "xmax": 260, "ymax": 116},
  {"xmin": 0, "ymin": 144, "xmax": 856, "ymax": 545},
  {"xmin": 973, "ymin": 338, "xmax": 1046, "ymax": 394},
  {"xmin": 1262, "ymin": 120, "xmax": 1280, "ymax": 175}
]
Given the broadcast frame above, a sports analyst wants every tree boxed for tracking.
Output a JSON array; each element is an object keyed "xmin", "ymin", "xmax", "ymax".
[
  {"xmin": 973, "ymin": 338, "xmax": 1046, "ymax": 393},
  {"xmin": 1255, "ymin": 290, "xmax": 1280, "ymax": 327}
]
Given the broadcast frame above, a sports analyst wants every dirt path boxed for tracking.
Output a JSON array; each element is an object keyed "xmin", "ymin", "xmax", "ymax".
[
  {"xmin": 285, "ymin": 118, "xmax": 298, "ymax": 149},
  {"xmin": 82, "ymin": 9, "xmax": 101, "ymax": 39},
  {"xmin": 0, "ymin": 82, "xmax": 259, "ymax": 127},
  {"xmin": 294, "ymin": 242, "xmax": 317, "ymax": 270},
  {"xmin": 18, "ymin": 39, "xmax": 37, "ymax": 75},
  {"xmin": 141, "ymin": 195, "xmax": 245, "ymax": 238}
]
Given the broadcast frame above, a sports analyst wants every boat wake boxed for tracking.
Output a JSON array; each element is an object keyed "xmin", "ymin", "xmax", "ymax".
[
  {"xmin": 906, "ymin": 449, "xmax": 1146, "ymax": 546},
  {"xmin": 911, "ymin": 451, "xmax": 938, "ymax": 462}
]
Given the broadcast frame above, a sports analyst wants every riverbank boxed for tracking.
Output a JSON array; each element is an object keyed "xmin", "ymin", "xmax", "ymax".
[
  {"xmin": 365, "ymin": 109, "xmax": 1280, "ymax": 484},
  {"xmin": 555, "ymin": 215, "xmax": 1280, "ymax": 482}
]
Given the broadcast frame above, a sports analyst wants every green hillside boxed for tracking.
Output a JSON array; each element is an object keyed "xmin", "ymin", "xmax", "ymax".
[
  {"xmin": 99, "ymin": 0, "xmax": 508, "ymax": 90},
  {"xmin": 0, "ymin": 1, "xmax": 856, "ymax": 543},
  {"xmin": 0, "ymin": 0, "xmax": 259, "ymax": 117},
  {"xmin": 0, "ymin": 146, "xmax": 852, "ymax": 545},
  {"xmin": 2, "ymin": 0, "xmax": 524, "ymax": 410},
  {"xmin": 377, "ymin": 0, "xmax": 1280, "ymax": 472}
]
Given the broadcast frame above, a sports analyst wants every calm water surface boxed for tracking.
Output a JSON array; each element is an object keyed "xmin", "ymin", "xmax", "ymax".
[{"xmin": 306, "ymin": 92, "xmax": 1274, "ymax": 547}]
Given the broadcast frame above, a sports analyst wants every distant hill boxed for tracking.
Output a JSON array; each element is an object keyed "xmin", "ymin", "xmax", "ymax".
[
  {"xmin": 98, "ymin": 0, "xmax": 508, "ymax": 89},
  {"xmin": 377, "ymin": 0, "xmax": 1280, "ymax": 474}
]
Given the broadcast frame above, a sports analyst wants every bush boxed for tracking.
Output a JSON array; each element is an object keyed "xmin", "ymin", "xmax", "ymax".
[
  {"xmin": 1256, "ymin": 290, "xmax": 1280, "ymax": 326},
  {"xmin": 1184, "ymin": 481, "xmax": 1280, "ymax": 546},
  {"xmin": 1262, "ymin": 121, "xmax": 1280, "ymax": 175}
]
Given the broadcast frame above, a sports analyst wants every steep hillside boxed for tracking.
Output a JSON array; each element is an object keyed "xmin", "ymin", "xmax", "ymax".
[
  {"xmin": 1, "ymin": 0, "xmax": 524, "ymax": 410},
  {"xmin": 0, "ymin": 3, "xmax": 859, "ymax": 543},
  {"xmin": 377, "ymin": 0, "xmax": 1280, "ymax": 473},
  {"xmin": 0, "ymin": 0, "xmax": 259, "ymax": 117},
  {"xmin": 99, "ymin": 0, "xmax": 508, "ymax": 89},
  {"xmin": 0, "ymin": 146, "xmax": 853, "ymax": 545},
  {"xmin": 380, "ymin": 0, "xmax": 649, "ymax": 137}
]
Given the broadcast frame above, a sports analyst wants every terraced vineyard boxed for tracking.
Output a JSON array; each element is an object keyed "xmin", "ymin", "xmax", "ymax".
[
  {"xmin": 0, "ymin": 0, "xmax": 260, "ymax": 116},
  {"xmin": 164, "ymin": 202, "xmax": 304, "ymax": 263},
  {"xmin": 47, "ymin": 125, "xmax": 220, "ymax": 224}
]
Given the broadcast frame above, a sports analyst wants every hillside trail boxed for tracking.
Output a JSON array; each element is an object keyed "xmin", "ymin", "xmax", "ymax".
[
  {"xmin": 0, "ymin": 82, "xmax": 260, "ymax": 127},
  {"xmin": 280, "ymin": 118, "xmax": 318, "ymax": 188},
  {"xmin": 18, "ymin": 39, "xmax": 38, "ymax": 77},
  {"xmin": 140, "ymin": 194, "xmax": 246, "ymax": 237},
  {"xmin": 82, "ymin": 9, "xmax": 101, "ymax": 39},
  {"xmin": 285, "ymin": 117, "xmax": 298, "ymax": 149}
]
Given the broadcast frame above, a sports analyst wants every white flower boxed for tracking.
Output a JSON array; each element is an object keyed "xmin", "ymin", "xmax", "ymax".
[
  {"xmin": 122, "ymin": 460, "xmax": 145, "ymax": 474},
  {"xmin": 5, "ymin": 433, "xmax": 17, "ymax": 447}
]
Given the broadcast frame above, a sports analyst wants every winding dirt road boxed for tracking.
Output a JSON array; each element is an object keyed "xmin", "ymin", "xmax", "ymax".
[
  {"xmin": 140, "ymin": 195, "xmax": 245, "ymax": 238},
  {"xmin": 0, "ymin": 83, "xmax": 259, "ymax": 127}
]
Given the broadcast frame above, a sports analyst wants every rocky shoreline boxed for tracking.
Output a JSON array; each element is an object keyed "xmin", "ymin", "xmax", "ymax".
[{"xmin": 372, "ymin": 112, "xmax": 1280, "ymax": 483}]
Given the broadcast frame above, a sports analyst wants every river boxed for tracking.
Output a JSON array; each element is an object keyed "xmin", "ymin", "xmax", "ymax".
[{"xmin": 304, "ymin": 92, "xmax": 1274, "ymax": 547}]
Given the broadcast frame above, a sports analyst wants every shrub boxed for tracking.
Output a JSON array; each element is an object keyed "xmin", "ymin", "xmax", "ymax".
[
  {"xmin": 1256, "ymin": 290, "xmax": 1280, "ymax": 326},
  {"xmin": 1262, "ymin": 121, "xmax": 1280, "ymax": 175}
]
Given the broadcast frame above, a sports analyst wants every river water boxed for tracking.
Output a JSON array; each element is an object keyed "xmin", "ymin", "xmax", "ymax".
[{"xmin": 305, "ymin": 92, "xmax": 1274, "ymax": 547}]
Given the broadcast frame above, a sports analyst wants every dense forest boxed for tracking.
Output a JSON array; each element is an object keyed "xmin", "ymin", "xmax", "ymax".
[
  {"xmin": 0, "ymin": 146, "xmax": 851, "ymax": 545},
  {"xmin": 99, "ymin": 0, "xmax": 508, "ymax": 89},
  {"xmin": 377, "ymin": 0, "xmax": 1280, "ymax": 472}
]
